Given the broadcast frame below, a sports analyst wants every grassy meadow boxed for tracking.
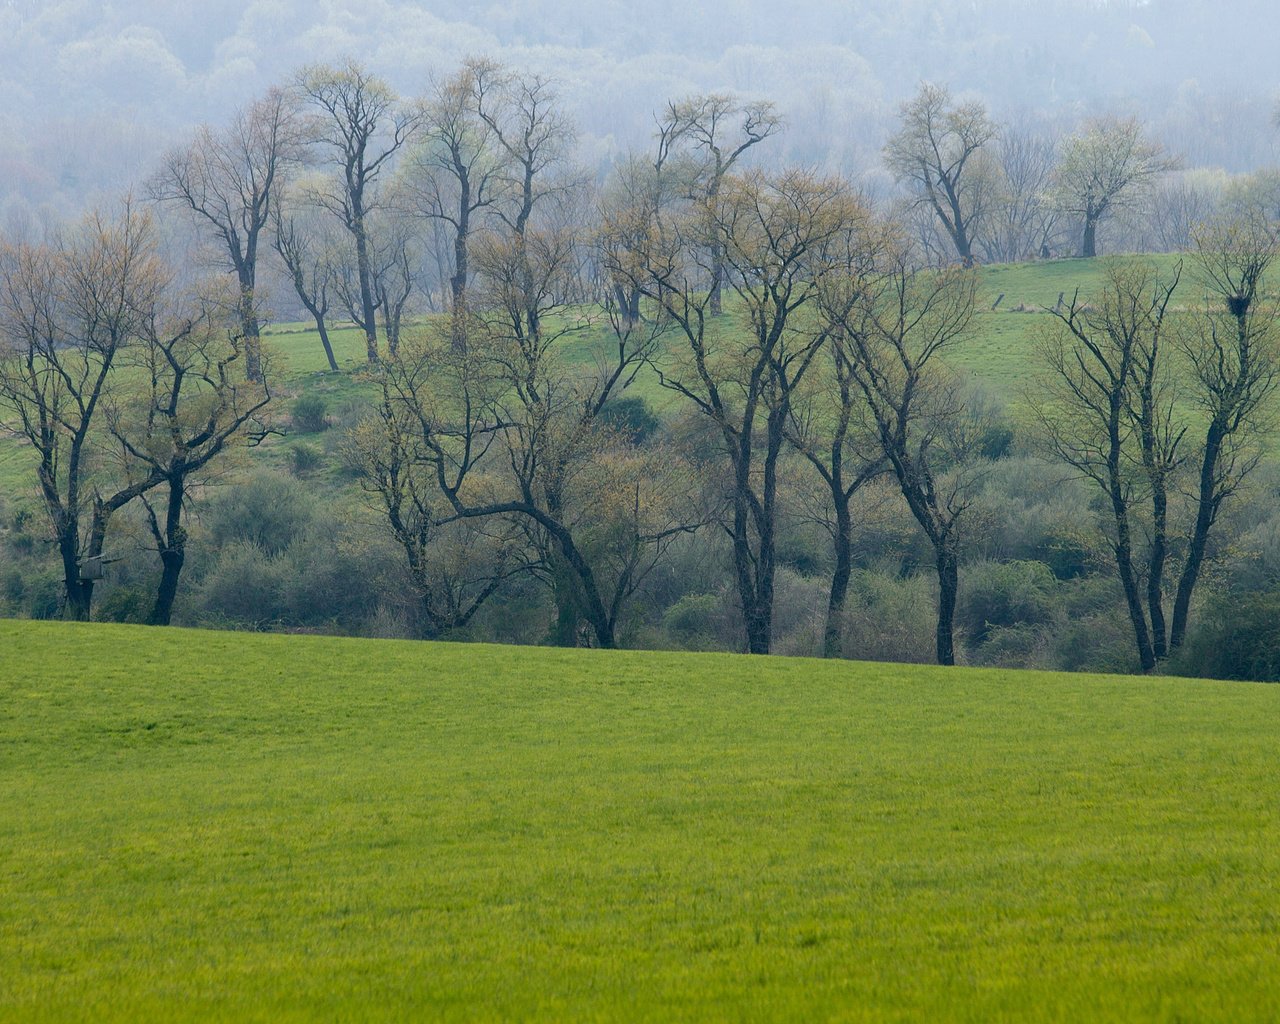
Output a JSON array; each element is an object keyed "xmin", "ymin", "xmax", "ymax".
[{"xmin": 2, "ymin": 619, "xmax": 1279, "ymax": 1021}]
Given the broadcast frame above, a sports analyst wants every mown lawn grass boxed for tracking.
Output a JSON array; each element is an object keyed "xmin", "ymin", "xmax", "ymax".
[{"xmin": 2, "ymin": 620, "xmax": 1278, "ymax": 1021}]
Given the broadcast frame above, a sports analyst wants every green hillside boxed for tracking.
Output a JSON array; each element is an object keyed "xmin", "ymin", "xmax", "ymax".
[
  {"xmin": 264, "ymin": 255, "xmax": 1190, "ymax": 408},
  {"xmin": 0, "ymin": 255, "xmax": 1197, "ymax": 505},
  {"xmin": 3, "ymin": 620, "xmax": 1279, "ymax": 1021}
]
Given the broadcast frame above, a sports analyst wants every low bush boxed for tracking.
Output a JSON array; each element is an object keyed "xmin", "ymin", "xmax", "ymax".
[{"xmin": 292, "ymin": 393, "xmax": 329, "ymax": 433}]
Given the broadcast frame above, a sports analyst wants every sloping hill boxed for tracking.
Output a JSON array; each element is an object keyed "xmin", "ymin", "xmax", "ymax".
[{"xmin": 2, "ymin": 621, "xmax": 1278, "ymax": 1021}]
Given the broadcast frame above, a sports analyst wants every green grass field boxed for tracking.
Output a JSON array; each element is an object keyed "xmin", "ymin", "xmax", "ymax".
[{"xmin": 3, "ymin": 620, "xmax": 1279, "ymax": 1021}]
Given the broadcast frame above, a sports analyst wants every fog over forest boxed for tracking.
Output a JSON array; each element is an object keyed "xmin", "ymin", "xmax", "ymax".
[{"xmin": 3, "ymin": 0, "xmax": 1278, "ymax": 225}]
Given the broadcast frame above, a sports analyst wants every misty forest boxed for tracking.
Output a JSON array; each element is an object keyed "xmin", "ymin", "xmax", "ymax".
[{"xmin": 3, "ymin": 0, "xmax": 1280, "ymax": 681}]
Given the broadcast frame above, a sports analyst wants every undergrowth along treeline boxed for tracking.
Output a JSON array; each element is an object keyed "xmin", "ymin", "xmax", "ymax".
[{"xmin": 3, "ymin": 58, "xmax": 1280, "ymax": 679}]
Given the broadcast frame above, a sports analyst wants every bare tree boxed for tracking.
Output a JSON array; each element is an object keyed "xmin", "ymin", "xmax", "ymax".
[
  {"xmin": 0, "ymin": 205, "xmax": 166, "ymax": 620},
  {"xmin": 1147, "ymin": 173, "xmax": 1222, "ymax": 253},
  {"xmin": 467, "ymin": 59, "xmax": 580, "ymax": 344},
  {"xmin": 786, "ymin": 351, "xmax": 885, "ymax": 659},
  {"xmin": 370, "ymin": 209, "xmax": 419, "ymax": 358},
  {"xmin": 362, "ymin": 281, "xmax": 686, "ymax": 649},
  {"xmin": 1169, "ymin": 213, "xmax": 1280, "ymax": 649},
  {"xmin": 272, "ymin": 200, "xmax": 341, "ymax": 372},
  {"xmin": 298, "ymin": 60, "xmax": 422, "ymax": 364},
  {"xmin": 835, "ymin": 241, "xmax": 979, "ymax": 665},
  {"xmin": 607, "ymin": 169, "xmax": 866, "ymax": 654},
  {"xmin": 662, "ymin": 93, "xmax": 782, "ymax": 314},
  {"xmin": 981, "ymin": 124, "xmax": 1061, "ymax": 263},
  {"xmin": 150, "ymin": 86, "xmax": 301, "ymax": 382},
  {"xmin": 400, "ymin": 64, "xmax": 505, "ymax": 351},
  {"xmin": 344, "ymin": 372, "xmax": 524, "ymax": 637},
  {"xmin": 1052, "ymin": 115, "xmax": 1177, "ymax": 258},
  {"xmin": 884, "ymin": 83, "xmax": 998, "ymax": 267},
  {"xmin": 1034, "ymin": 262, "xmax": 1182, "ymax": 672},
  {"xmin": 106, "ymin": 287, "xmax": 271, "ymax": 625}
]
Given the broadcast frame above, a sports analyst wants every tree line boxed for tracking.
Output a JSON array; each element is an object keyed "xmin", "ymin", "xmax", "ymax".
[{"xmin": 2, "ymin": 58, "xmax": 1279, "ymax": 678}]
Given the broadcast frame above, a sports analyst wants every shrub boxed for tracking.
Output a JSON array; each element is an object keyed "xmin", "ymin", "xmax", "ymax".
[
  {"xmin": 599, "ymin": 396, "xmax": 661, "ymax": 445},
  {"xmin": 95, "ymin": 586, "xmax": 152, "ymax": 624},
  {"xmin": 660, "ymin": 592, "xmax": 736, "ymax": 651},
  {"xmin": 194, "ymin": 541, "xmax": 287, "ymax": 628},
  {"xmin": 292, "ymin": 393, "xmax": 329, "ymax": 433},
  {"xmin": 840, "ymin": 569, "xmax": 938, "ymax": 664},
  {"xmin": 1174, "ymin": 590, "xmax": 1280, "ymax": 682},
  {"xmin": 289, "ymin": 443, "xmax": 324, "ymax": 477},
  {"xmin": 959, "ymin": 559, "xmax": 1060, "ymax": 647},
  {"xmin": 205, "ymin": 471, "xmax": 314, "ymax": 557}
]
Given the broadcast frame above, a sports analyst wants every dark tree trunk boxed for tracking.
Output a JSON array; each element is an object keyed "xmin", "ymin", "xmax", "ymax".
[
  {"xmin": 732, "ymin": 488, "xmax": 778, "ymax": 652},
  {"xmin": 935, "ymin": 542, "xmax": 958, "ymax": 667},
  {"xmin": 58, "ymin": 535, "xmax": 91, "ymax": 621},
  {"xmin": 540, "ymin": 493, "xmax": 617, "ymax": 650},
  {"xmin": 732, "ymin": 497, "xmax": 773, "ymax": 656},
  {"xmin": 742, "ymin": 590, "xmax": 772, "ymax": 655},
  {"xmin": 148, "ymin": 478, "xmax": 187, "ymax": 626},
  {"xmin": 1147, "ymin": 481, "xmax": 1169, "ymax": 661},
  {"xmin": 612, "ymin": 283, "xmax": 642, "ymax": 328},
  {"xmin": 730, "ymin": 425, "xmax": 778, "ymax": 656},
  {"xmin": 239, "ymin": 280, "xmax": 263, "ymax": 383},
  {"xmin": 1081, "ymin": 217, "xmax": 1099, "ymax": 259},
  {"xmin": 315, "ymin": 316, "xmax": 338, "ymax": 373},
  {"xmin": 548, "ymin": 553, "xmax": 583, "ymax": 647},
  {"xmin": 709, "ymin": 245, "xmax": 724, "ymax": 316},
  {"xmin": 451, "ymin": 203, "xmax": 470, "ymax": 353},
  {"xmin": 1112, "ymin": 494, "xmax": 1156, "ymax": 673},
  {"xmin": 823, "ymin": 497, "xmax": 853, "ymax": 659},
  {"xmin": 1170, "ymin": 423, "xmax": 1225, "ymax": 651}
]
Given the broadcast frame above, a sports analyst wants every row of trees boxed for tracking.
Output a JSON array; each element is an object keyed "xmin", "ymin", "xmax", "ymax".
[
  {"xmin": 143, "ymin": 62, "xmax": 1239, "ymax": 399},
  {"xmin": 2, "ymin": 56, "xmax": 1278, "ymax": 678},
  {"xmin": 887, "ymin": 82, "xmax": 1180, "ymax": 264}
]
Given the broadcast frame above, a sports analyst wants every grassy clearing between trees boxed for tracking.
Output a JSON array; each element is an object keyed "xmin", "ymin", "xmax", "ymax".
[
  {"xmin": 0, "ymin": 254, "xmax": 1201, "ymax": 507},
  {"xmin": 263, "ymin": 254, "xmax": 1190, "ymax": 412},
  {"xmin": 2, "ymin": 620, "xmax": 1279, "ymax": 1022}
]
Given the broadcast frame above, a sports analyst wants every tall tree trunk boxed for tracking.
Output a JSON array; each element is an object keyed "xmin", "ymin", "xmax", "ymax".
[
  {"xmin": 934, "ymin": 541, "xmax": 958, "ymax": 666},
  {"xmin": 541, "ymin": 493, "xmax": 616, "ymax": 650},
  {"xmin": 148, "ymin": 478, "xmax": 187, "ymax": 626},
  {"xmin": 823, "ymin": 498, "xmax": 853, "ymax": 659},
  {"xmin": 709, "ymin": 243, "xmax": 724, "ymax": 316},
  {"xmin": 239, "ymin": 281, "xmax": 263, "ymax": 383},
  {"xmin": 314, "ymin": 315, "xmax": 339, "ymax": 372},
  {"xmin": 1147, "ymin": 482, "xmax": 1169, "ymax": 661},
  {"xmin": 58, "ymin": 534, "xmax": 91, "ymax": 621},
  {"xmin": 451, "ymin": 207, "xmax": 470, "ymax": 353},
  {"xmin": 548, "ymin": 553, "xmax": 583, "ymax": 647},
  {"xmin": 1170, "ymin": 423, "xmax": 1225, "ymax": 651},
  {"xmin": 1112, "ymin": 504, "xmax": 1156, "ymax": 673},
  {"xmin": 732, "ymin": 499, "xmax": 774, "ymax": 655},
  {"xmin": 352, "ymin": 217, "xmax": 379, "ymax": 364},
  {"xmin": 1081, "ymin": 217, "xmax": 1099, "ymax": 259}
]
